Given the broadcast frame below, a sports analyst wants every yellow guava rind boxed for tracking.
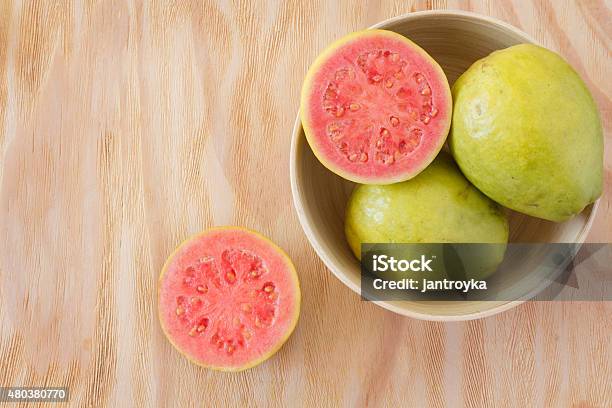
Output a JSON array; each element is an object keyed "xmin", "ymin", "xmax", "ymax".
[
  {"xmin": 449, "ymin": 44, "xmax": 603, "ymax": 222},
  {"xmin": 345, "ymin": 152, "xmax": 509, "ymax": 281}
]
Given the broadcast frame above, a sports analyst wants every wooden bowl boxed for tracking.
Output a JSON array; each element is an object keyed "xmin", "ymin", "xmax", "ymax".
[{"xmin": 289, "ymin": 10, "xmax": 599, "ymax": 321}]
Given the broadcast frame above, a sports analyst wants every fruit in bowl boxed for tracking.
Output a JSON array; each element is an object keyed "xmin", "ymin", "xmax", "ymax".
[
  {"xmin": 450, "ymin": 44, "xmax": 603, "ymax": 222},
  {"xmin": 301, "ymin": 29, "xmax": 452, "ymax": 184},
  {"xmin": 345, "ymin": 152, "xmax": 509, "ymax": 281},
  {"xmin": 292, "ymin": 13, "xmax": 603, "ymax": 320}
]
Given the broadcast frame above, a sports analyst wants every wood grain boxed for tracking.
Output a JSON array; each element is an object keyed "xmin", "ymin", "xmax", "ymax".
[{"xmin": 0, "ymin": 1, "xmax": 610, "ymax": 407}]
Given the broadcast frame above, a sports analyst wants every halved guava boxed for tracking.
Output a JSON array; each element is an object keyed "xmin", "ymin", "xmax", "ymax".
[
  {"xmin": 301, "ymin": 29, "xmax": 452, "ymax": 184},
  {"xmin": 158, "ymin": 227, "xmax": 300, "ymax": 371}
]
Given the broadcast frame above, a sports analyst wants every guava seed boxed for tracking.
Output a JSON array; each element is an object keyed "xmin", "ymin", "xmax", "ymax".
[
  {"xmin": 330, "ymin": 131, "xmax": 343, "ymax": 142},
  {"xmin": 190, "ymin": 297, "xmax": 202, "ymax": 308},
  {"xmin": 336, "ymin": 68, "xmax": 355, "ymax": 81},
  {"xmin": 212, "ymin": 334, "xmax": 223, "ymax": 348},
  {"xmin": 324, "ymin": 86, "xmax": 337, "ymax": 100},
  {"xmin": 376, "ymin": 152, "xmax": 394, "ymax": 165},
  {"xmin": 390, "ymin": 116, "xmax": 400, "ymax": 127},
  {"xmin": 225, "ymin": 271, "xmax": 236, "ymax": 283},
  {"xmin": 197, "ymin": 318, "xmax": 209, "ymax": 332},
  {"xmin": 334, "ymin": 69, "xmax": 347, "ymax": 81},
  {"xmin": 396, "ymin": 87, "xmax": 411, "ymax": 99},
  {"xmin": 183, "ymin": 266, "xmax": 196, "ymax": 285}
]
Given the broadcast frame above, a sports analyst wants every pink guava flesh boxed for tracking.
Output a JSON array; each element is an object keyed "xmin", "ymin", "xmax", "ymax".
[
  {"xmin": 158, "ymin": 228, "xmax": 300, "ymax": 370},
  {"xmin": 302, "ymin": 30, "xmax": 452, "ymax": 184}
]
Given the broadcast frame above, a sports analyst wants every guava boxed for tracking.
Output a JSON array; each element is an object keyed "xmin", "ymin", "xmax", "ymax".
[
  {"xmin": 450, "ymin": 44, "xmax": 603, "ymax": 222},
  {"xmin": 300, "ymin": 29, "xmax": 452, "ymax": 184},
  {"xmin": 158, "ymin": 227, "xmax": 300, "ymax": 371},
  {"xmin": 345, "ymin": 153, "xmax": 509, "ymax": 281}
]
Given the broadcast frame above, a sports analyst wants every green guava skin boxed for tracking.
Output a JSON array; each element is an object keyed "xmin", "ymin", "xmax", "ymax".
[
  {"xmin": 345, "ymin": 153, "xmax": 509, "ymax": 281},
  {"xmin": 449, "ymin": 44, "xmax": 603, "ymax": 222}
]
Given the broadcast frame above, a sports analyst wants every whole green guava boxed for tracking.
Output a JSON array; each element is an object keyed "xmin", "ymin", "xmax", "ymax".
[
  {"xmin": 345, "ymin": 153, "xmax": 509, "ymax": 282},
  {"xmin": 450, "ymin": 44, "xmax": 603, "ymax": 222}
]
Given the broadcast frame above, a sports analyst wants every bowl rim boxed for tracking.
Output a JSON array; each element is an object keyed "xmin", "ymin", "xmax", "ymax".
[
  {"xmin": 289, "ymin": 10, "xmax": 600, "ymax": 321},
  {"xmin": 368, "ymin": 9, "xmax": 540, "ymax": 43}
]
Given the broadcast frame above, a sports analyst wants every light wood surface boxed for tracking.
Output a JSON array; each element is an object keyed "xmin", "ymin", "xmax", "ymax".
[{"xmin": 0, "ymin": 1, "xmax": 610, "ymax": 407}]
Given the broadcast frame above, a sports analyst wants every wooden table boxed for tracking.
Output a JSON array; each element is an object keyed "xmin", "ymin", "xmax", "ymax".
[{"xmin": 0, "ymin": 1, "xmax": 610, "ymax": 407}]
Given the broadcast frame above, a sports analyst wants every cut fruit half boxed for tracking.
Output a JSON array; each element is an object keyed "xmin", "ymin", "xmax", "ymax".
[
  {"xmin": 301, "ymin": 29, "xmax": 452, "ymax": 184},
  {"xmin": 158, "ymin": 227, "xmax": 300, "ymax": 371}
]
